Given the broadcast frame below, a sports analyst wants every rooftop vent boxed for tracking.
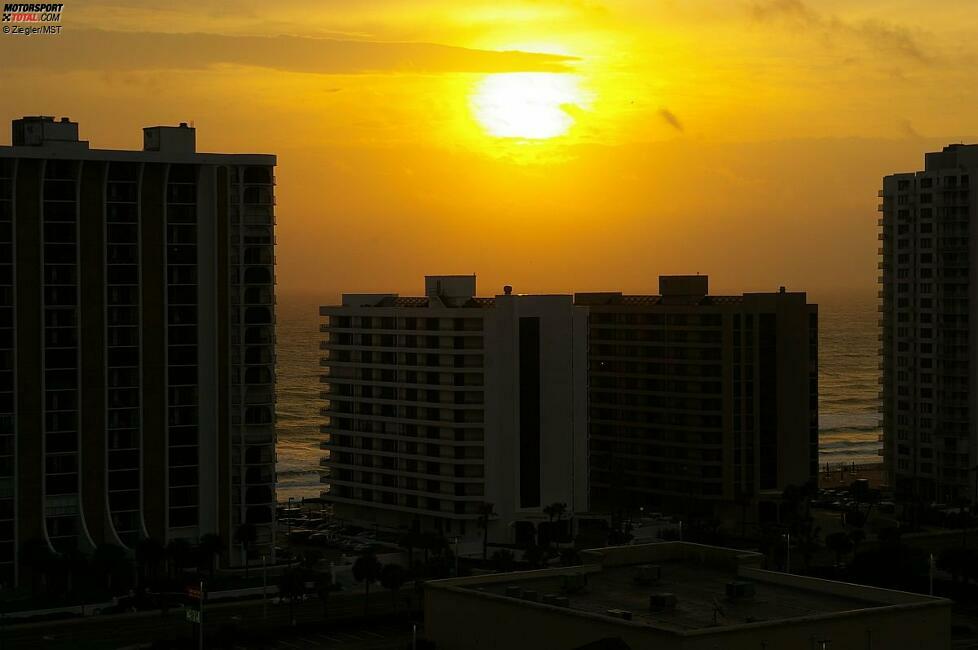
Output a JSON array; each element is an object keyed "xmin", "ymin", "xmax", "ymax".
[
  {"xmin": 725, "ymin": 581, "xmax": 756, "ymax": 600},
  {"xmin": 143, "ymin": 124, "xmax": 196, "ymax": 153},
  {"xmin": 649, "ymin": 592, "xmax": 678, "ymax": 612},
  {"xmin": 634, "ymin": 564, "xmax": 662, "ymax": 586},
  {"xmin": 12, "ymin": 115, "xmax": 83, "ymax": 147}
]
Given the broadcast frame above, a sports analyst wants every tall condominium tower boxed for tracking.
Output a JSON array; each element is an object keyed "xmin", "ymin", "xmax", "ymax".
[
  {"xmin": 320, "ymin": 274, "xmax": 816, "ymax": 540},
  {"xmin": 319, "ymin": 275, "xmax": 588, "ymax": 543},
  {"xmin": 577, "ymin": 276, "xmax": 818, "ymax": 522},
  {"xmin": 880, "ymin": 145, "xmax": 976, "ymax": 503},
  {"xmin": 0, "ymin": 116, "xmax": 277, "ymax": 583}
]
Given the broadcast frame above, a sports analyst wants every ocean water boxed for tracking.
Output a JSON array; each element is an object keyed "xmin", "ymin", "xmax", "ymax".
[{"xmin": 273, "ymin": 291, "xmax": 883, "ymax": 502}]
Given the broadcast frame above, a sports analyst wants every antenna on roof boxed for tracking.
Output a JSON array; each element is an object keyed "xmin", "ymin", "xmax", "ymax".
[{"xmin": 712, "ymin": 597, "xmax": 725, "ymax": 625}]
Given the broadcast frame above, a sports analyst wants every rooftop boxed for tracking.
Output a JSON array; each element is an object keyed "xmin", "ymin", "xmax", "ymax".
[
  {"xmin": 325, "ymin": 274, "xmax": 807, "ymax": 310},
  {"xmin": 466, "ymin": 559, "xmax": 877, "ymax": 632},
  {"xmin": 1, "ymin": 115, "xmax": 274, "ymax": 164},
  {"xmin": 429, "ymin": 543, "xmax": 946, "ymax": 636}
]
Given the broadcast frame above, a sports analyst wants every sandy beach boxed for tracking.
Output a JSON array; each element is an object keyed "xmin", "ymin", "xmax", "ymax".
[{"xmin": 819, "ymin": 462, "xmax": 886, "ymax": 490}]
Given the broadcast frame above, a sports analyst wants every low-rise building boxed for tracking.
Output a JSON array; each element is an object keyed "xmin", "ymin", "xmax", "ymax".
[{"xmin": 425, "ymin": 542, "xmax": 950, "ymax": 650}]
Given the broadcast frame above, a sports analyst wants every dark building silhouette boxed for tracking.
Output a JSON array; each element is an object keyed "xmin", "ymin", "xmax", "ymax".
[
  {"xmin": 880, "ymin": 145, "xmax": 977, "ymax": 503},
  {"xmin": 577, "ymin": 276, "xmax": 818, "ymax": 522},
  {"xmin": 0, "ymin": 116, "xmax": 277, "ymax": 583}
]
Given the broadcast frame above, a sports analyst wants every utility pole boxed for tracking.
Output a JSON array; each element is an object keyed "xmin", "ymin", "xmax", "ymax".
[
  {"xmin": 784, "ymin": 533, "xmax": 791, "ymax": 574},
  {"xmin": 199, "ymin": 579, "xmax": 205, "ymax": 650},
  {"xmin": 262, "ymin": 555, "xmax": 268, "ymax": 621},
  {"xmin": 929, "ymin": 554, "xmax": 935, "ymax": 596}
]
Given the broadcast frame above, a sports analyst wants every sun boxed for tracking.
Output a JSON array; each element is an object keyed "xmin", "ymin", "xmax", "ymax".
[{"xmin": 470, "ymin": 73, "xmax": 587, "ymax": 140}]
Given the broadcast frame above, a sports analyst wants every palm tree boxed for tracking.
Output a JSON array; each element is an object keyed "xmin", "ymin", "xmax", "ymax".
[
  {"xmin": 352, "ymin": 550, "xmax": 382, "ymax": 616},
  {"xmin": 22, "ymin": 539, "xmax": 55, "ymax": 595},
  {"xmin": 490, "ymin": 549, "xmax": 515, "ymax": 572},
  {"xmin": 398, "ymin": 530, "xmax": 423, "ymax": 570},
  {"xmin": 380, "ymin": 563, "xmax": 407, "ymax": 612},
  {"xmin": 477, "ymin": 502, "xmax": 495, "ymax": 560},
  {"xmin": 234, "ymin": 523, "xmax": 258, "ymax": 578},
  {"xmin": 92, "ymin": 543, "xmax": 128, "ymax": 594},
  {"xmin": 315, "ymin": 571, "xmax": 336, "ymax": 620},
  {"xmin": 165, "ymin": 538, "xmax": 193, "ymax": 579},
  {"xmin": 197, "ymin": 534, "xmax": 223, "ymax": 578},
  {"xmin": 135, "ymin": 537, "xmax": 165, "ymax": 589},
  {"xmin": 825, "ymin": 531, "xmax": 853, "ymax": 566},
  {"xmin": 543, "ymin": 502, "xmax": 567, "ymax": 548},
  {"xmin": 849, "ymin": 528, "xmax": 866, "ymax": 556},
  {"xmin": 58, "ymin": 547, "xmax": 89, "ymax": 599}
]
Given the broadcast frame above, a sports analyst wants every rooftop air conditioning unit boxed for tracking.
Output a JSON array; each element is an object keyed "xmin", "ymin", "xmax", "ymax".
[
  {"xmin": 505, "ymin": 586, "xmax": 523, "ymax": 598},
  {"xmin": 634, "ymin": 564, "xmax": 662, "ymax": 585},
  {"xmin": 725, "ymin": 581, "xmax": 756, "ymax": 600},
  {"xmin": 522, "ymin": 589, "xmax": 538, "ymax": 602},
  {"xmin": 606, "ymin": 609, "xmax": 633, "ymax": 621},
  {"xmin": 649, "ymin": 592, "xmax": 678, "ymax": 612}
]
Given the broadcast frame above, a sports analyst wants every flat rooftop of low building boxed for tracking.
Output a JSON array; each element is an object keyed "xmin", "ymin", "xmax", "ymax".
[
  {"xmin": 430, "ymin": 543, "xmax": 944, "ymax": 636},
  {"xmin": 466, "ymin": 560, "xmax": 881, "ymax": 632}
]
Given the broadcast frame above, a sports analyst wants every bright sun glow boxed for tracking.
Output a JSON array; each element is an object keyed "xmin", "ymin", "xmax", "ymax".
[{"xmin": 471, "ymin": 73, "xmax": 587, "ymax": 140}]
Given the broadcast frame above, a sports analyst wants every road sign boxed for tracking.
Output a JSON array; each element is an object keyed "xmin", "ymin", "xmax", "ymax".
[{"xmin": 186, "ymin": 608, "xmax": 201, "ymax": 624}]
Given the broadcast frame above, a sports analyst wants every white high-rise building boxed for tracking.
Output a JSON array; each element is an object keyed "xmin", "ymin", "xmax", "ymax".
[
  {"xmin": 880, "ymin": 144, "xmax": 977, "ymax": 503},
  {"xmin": 319, "ymin": 275, "xmax": 588, "ymax": 544}
]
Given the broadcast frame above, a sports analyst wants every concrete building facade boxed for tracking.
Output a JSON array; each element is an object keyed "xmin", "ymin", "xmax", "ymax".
[
  {"xmin": 425, "ymin": 543, "xmax": 951, "ymax": 650},
  {"xmin": 320, "ymin": 274, "xmax": 816, "ymax": 541},
  {"xmin": 0, "ymin": 116, "xmax": 277, "ymax": 582},
  {"xmin": 578, "ymin": 276, "xmax": 818, "ymax": 523},
  {"xmin": 880, "ymin": 145, "xmax": 978, "ymax": 503},
  {"xmin": 319, "ymin": 275, "xmax": 588, "ymax": 542}
]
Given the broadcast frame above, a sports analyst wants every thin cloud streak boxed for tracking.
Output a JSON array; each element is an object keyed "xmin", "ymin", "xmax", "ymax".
[
  {"xmin": 747, "ymin": 0, "xmax": 933, "ymax": 65},
  {"xmin": 0, "ymin": 29, "xmax": 578, "ymax": 74}
]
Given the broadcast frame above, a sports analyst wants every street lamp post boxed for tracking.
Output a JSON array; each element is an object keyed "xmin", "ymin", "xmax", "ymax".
[
  {"xmin": 783, "ymin": 533, "xmax": 791, "ymax": 574},
  {"xmin": 262, "ymin": 555, "xmax": 267, "ymax": 621},
  {"xmin": 452, "ymin": 536, "xmax": 460, "ymax": 576}
]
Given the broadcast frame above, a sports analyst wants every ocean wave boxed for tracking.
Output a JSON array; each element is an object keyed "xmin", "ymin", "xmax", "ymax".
[
  {"xmin": 277, "ymin": 469, "xmax": 321, "ymax": 479},
  {"xmin": 819, "ymin": 424, "xmax": 879, "ymax": 435}
]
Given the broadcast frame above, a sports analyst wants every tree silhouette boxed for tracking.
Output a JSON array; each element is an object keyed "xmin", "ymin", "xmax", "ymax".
[
  {"xmin": 234, "ymin": 523, "xmax": 258, "ymax": 578},
  {"xmin": 166, "ymin": 538, "xmax": 194, "ymax": 579},
  {"xmin": 135, "ymin": 537, "xmax": 165, "ymax": 589},
  {"xmin": 315, "ymin": 571, "xmax": 336, "ymax": 620},
  {"xmin": 543, "ymin": 502, "xmax": 567, "ymax": 549},
  {"xmin": 825, "ymin": 531, "xmax": 853, "ymax": 566},
  {"xmin": 380, "ymin": 563, "xmax": 407, "ymax": 612},
  {"xmin": 92, "ymin": 543, "xmax": 128, "ymax": 594},
  {"xmin": 197, "ymin": 534, "xmax": 223, "ymax": 578},
  {"xmin": 352, "ymin": 550, "xmax": 382, "ymax": 617},
  {"xmin": 491, "ymin": 549, "xmax": 515, "ymax": 572},
  {"xmin": 477, "ymin": 502, "xmax": 495, "ymax": 560},
  {"xmin": 22, "ymin": 539, "xmax": 55, "ymax": 594}
]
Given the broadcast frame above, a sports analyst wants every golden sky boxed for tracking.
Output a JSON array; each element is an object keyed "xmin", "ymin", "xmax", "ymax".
[{"xmin": 3, "ymin": 0, "xmax": 978, "ymax": 300}]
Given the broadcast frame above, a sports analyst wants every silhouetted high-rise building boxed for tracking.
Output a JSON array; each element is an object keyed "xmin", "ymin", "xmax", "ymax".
[
  {"xmin": 577, "ymin": 276, "xmax": 818, "ymax": 522},
  {"xmin": 880, "ymin": 145, "xmax": 976, "ymax": 503},
  {"xmin": 0, "ymin": 116, "xmax": 277, "ymax": 583},
  {"xmin": 319, "ymin": 275, "xmax": 588, "ymax": 544},
  {"xmin": 320, "ymin": 274, "xmax": 816, "ymax": 541}
]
